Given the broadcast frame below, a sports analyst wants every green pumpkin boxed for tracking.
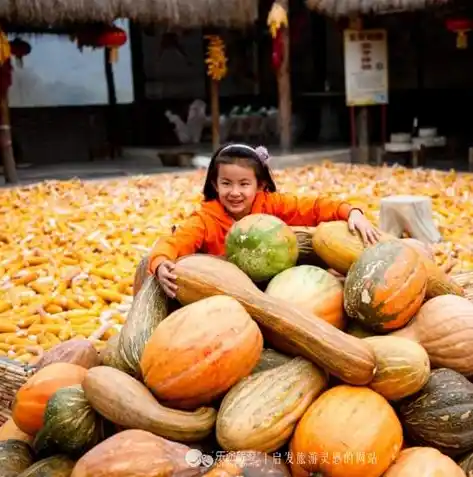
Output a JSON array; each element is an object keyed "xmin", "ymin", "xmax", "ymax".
[
  {"xmin": 225, "ymin": 213, "xmax": 299, "ymax": 282},
  {"xmin": 0, "ymin": 439, "xmax": 35, "ymax": 477},
  {"xmin": 18, "ymin": 455, "xmax": 75, "ymax": 477},
  {"xmin": 33, "ymin": 385, "xmax": 102, "ymax": 458}
]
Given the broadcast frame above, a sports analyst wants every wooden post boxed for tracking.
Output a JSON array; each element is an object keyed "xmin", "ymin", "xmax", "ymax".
[
  {"xmin": 0, "ymin": 96, "xmax": 18, "ymax": 184},
  {"xmin": 276, "ymin": 0, "xmax": 292, "ymax": 153},
  {"xmin": 210, "ymin": 79, "xmax": 220, "ymax": 151},
  {"xmin": 348, "ymin": 16, "xmax": 370, "ymax": 164}
]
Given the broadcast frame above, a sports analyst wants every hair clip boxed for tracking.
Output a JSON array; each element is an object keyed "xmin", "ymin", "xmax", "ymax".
[{"xmin": 255, "ymin": 146, "xmax": 270, "ymax": 165}]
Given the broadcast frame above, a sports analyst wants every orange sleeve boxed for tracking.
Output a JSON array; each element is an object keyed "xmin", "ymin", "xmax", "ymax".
[
  {"xmin": 269, "ymin": 192, "xmax": 360, "ymax": 226},
  {"xmin": 148, "ymin": 214, "xmax": 206, "ymax": 275}
]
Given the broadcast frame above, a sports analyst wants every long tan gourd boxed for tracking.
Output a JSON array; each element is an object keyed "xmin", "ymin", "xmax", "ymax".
[
  {"xmin": 71, "ymin": 429, "xmax": 202, "ymax": 477},
  {"xmin": 82, "ymin": 366, "xmax": 217, "ymax": 442},
  {"xmin": 174, "ymin": 254, "xmax": 376, "ymax": 385}
]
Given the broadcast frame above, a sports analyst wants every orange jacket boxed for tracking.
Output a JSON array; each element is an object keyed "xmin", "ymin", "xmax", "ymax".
[{"xmin": 148, "ymin": 191, "xmax": 358, "ymax": 275}]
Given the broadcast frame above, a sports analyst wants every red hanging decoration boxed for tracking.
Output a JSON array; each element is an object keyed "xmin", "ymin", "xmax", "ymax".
[
  {"xmin": 9, "ymin": 38, "xmax": 31, "ymax": 68},
  {"xmin": 445, "ymin": 18, "xmax": 472, "ymax": 49},
  {"xmin": 95, "ymin": 26, "xmax": 127, "ymax": 63},
  {"xmin": 94, "ymin": 26, "xmax": 127, "ymax": 48},
  {"xmin": 75, "ymin": 25, "xmax": 127, "ymax": 63},
  {"xmin": 271, "ymin": 29, "xmax": 284, "ymax": 71}
]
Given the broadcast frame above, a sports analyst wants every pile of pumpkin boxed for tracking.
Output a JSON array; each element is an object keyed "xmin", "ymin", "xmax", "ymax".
[{"xmin": 1, "ymin": 216, "xmax": 473, "ymax": 477}]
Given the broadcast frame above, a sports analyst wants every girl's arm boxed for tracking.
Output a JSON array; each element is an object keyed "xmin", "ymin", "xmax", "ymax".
[
  {"xmin": 148, "ymin": 215, "xmax": 206, "ymax": 275},
  {"xmin": 268, "ymin": 192, "xmax": 361, "ymax": 226}
]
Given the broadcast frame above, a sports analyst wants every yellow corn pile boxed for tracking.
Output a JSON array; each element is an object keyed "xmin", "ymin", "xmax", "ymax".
[{"xmin": 0, "ymin": 163, "xmax": 472, "ymax": 364}]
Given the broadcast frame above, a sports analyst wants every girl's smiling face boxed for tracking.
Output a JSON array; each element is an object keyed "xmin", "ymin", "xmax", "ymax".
[{"xmin": 214, "ymin": 162, "xmax": 260, "ymax": 220}]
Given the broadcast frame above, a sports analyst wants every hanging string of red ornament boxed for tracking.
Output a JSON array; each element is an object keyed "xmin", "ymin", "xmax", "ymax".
[
  {"xmin": 0, "ymin": 38, "xmax": 32, "ymax": 97},
  {"xmin": 73, "ymin": 25, "xmax": 128, "ymax": 63},
  {"xmin": 271, "ymin": 13, "xmax": 306, "ymax": 71}
]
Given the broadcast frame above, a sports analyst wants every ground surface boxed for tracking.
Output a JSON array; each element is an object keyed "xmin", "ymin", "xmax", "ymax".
[{"xmin": 0, "ymin": 161, "xmax": 471, "ymax": 362}]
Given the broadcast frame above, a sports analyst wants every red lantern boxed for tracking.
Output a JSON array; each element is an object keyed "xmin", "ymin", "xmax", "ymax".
[
  {"xmin": 95, "ymin": 26, "xmax": 127, "ymax": 63},
  {"xmin": 272, "ymin": 29, "xmax": 284, "ymax": 71},
  {"xmin": 9, "ymin": 38, "xmax": 31, "ymax": 68},
  {"xmin": 445, "ymin": 18, "xmax": 472, "ymax": 49},
  {"xmin": 74, "ymin": 25, "xmax": 127, "ymax": 63}
]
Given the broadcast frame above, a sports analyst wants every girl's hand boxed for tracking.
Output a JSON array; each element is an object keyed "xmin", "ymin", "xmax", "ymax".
[
  {"xmin": 348, "ymin": 210, "xmax": 381, "ymax": 246},
  {"xmin": 157, "ymin": 260, "xmax": 178, "ymax": 298}
]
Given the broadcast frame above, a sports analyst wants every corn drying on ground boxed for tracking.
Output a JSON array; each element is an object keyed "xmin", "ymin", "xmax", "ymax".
[{"xmin": 0, "ymin": 161, "xmax": 472, "ymax": 364}]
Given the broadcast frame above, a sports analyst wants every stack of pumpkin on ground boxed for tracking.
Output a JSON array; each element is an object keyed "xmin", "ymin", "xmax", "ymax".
[{"xmin": 1, "ymin": 215, "xmax": 473, "ymax": 476}]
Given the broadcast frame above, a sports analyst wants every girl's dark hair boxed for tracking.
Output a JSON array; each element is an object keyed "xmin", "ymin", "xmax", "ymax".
[{"xmin": 202, "ymin": 143, "xmax": 277, "ymax": 201}]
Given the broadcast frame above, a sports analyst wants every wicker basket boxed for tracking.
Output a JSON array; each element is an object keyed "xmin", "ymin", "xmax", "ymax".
[
  {"xmin": 0, "ymin": 271, "xmax": 472, "ymax": 426},
  {"xmin": 0, "ymin": 358, "xmax": 34, "ymax": 425}
]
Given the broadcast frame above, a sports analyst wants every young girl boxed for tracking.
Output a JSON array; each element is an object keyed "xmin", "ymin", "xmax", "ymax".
[{"xmin": 149, "ymin": 143, "xmax": 381, "ymax": 297}]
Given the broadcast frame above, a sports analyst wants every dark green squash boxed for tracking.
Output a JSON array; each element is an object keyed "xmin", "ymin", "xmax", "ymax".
[
  {"xmin": 344, "ymin": 240, "xmax": 427, "ymax": 332},
  {"xmin": 33, "ymin": 385, "xmax": 102, "ymax": 458},
  {"xmin": 18, "ymin": 455, "xmax": 75, "ymax": 477},
  {"xmin": 399, "ymin": 368, "xmax": 473, "ymax": 457},
  {"xmin": 118, "ymin": 275, "xmax": 168, "ymax": 377},
  {"xmin": 251, "ymin": 348, "xmax": 291, "ymax": 374},
  {"xmin": 0, "ymin": 439, "xmax": 35, "ymax": 477}
]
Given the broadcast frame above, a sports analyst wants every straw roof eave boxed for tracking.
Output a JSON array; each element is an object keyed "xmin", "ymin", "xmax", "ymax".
[
  {"xmin": 0, "ymin": 0, "xmax": 258, "ymax": 29},
  {"xmin": 305, "ymin": 0, "xmax": 451, "ymax": 17}
]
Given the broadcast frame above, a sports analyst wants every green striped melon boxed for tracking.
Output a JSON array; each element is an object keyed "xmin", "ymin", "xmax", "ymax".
[{"xmin": 225, "ymin": 214, "xmax": 299, "ymax": 282}]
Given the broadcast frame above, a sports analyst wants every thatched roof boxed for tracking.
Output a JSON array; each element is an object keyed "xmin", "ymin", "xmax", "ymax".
[
  {"xmin": 0, "ymin": 0, "xmax": 258, "ymax": 28},
  {"xmin": 305, "ymin": 0, "xmax": 450, "ymax": 17}
]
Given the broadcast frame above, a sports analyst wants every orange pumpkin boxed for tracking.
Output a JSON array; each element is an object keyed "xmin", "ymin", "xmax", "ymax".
[
  {"xmin": 265, "ymin": 265, "xmax": 345, "ymax": 329},
  {"xmin": 344, "ymin": 240, "xmax": 427, "ymax": 332},
  {"xmin": 394, "ymin": 294, "xmax": 473, "ymax": 376},
  {"xmin": 290, "ymin": 385, "xmax": 403, "ymax": 477},
  {"xmin": 384, "ymin": 447, "xmax": 466, "ymax": 476},
  {"xmin": 0, "ymin": 417, "xmax": 32, "ymax": 444},
  {"xmin": 140, "ymin": 295, "xmax": 263, "ymax": 409},
  {"xmin": 12, "ymin": 362, "xmax": 87, "ymax": 435}
]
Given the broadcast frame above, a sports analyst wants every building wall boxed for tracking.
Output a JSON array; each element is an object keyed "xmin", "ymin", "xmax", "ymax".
[
  {"xmin": 10, "ymin": 7, "xmax": 473, "ymax": 166},
  {"xmin": 10, "ymin": 104, "xmax": 135, "ymax": 165}
]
